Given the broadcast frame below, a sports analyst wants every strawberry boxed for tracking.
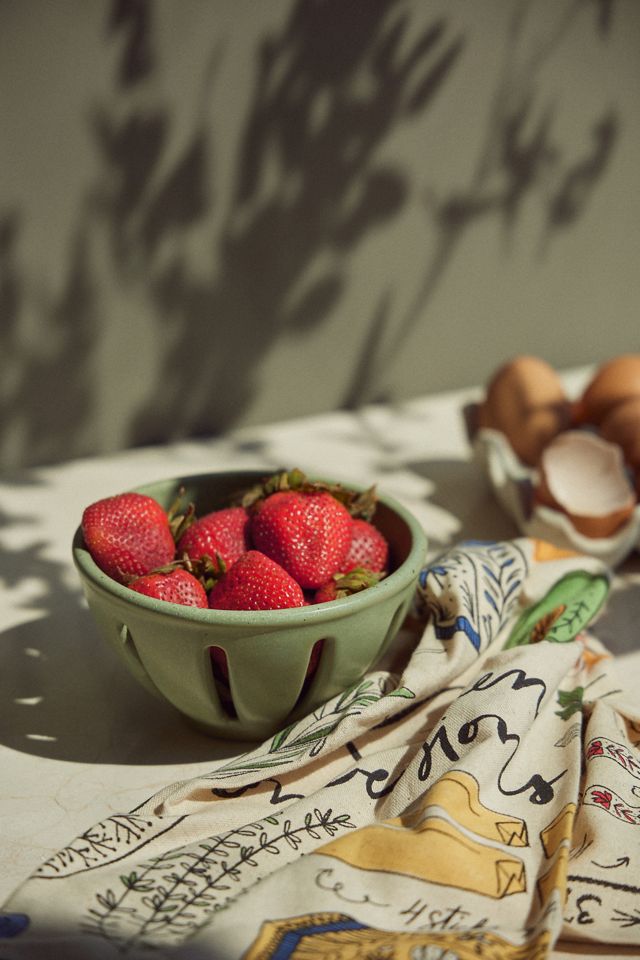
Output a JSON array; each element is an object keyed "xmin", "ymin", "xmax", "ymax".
[
  {"xmin": 313, "ymin": 567, "xmax": 383, "ymax": 603},
  {"xmin": 81, "ymin": 492, "xmax": 175, "ymax": 583},
  {"xmin": 129, "ymin": 568, "xmax": 208, "ymax": 607},
  {"xmin": 177, "ymin": 506, "xmax": 250, "ymax": 570},
  {"xmin": 250, "ymin": 490, "xmax": 352, "ymax": 589},
  {"xmin": 208, "ymin": 550, "xmax": 305, "ymax": 610},
  {"xmin": 343, "ymin": 518, "xmax": 389, "ymax": 573}
]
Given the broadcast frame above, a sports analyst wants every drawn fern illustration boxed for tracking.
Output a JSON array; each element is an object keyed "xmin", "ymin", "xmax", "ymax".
[
  {"xmin": 82, "ymin": 807, "xmax": 355, "ymax": 951},
  {"xmin": 203, "ymin": 675, "xmax": 403, "ymax": 780},
  {"xmin": 35, "ymin": 814, "xmax": 182, "ymax": 879}
]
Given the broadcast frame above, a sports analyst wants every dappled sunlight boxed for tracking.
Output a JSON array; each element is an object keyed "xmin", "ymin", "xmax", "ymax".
[
  {"xmin": 2, "ymin": 1, "xmax": 623, "ymax": 470},
  {"xmin": 0, "ymin": 472, "xmax": 243, "ymax": 765}
]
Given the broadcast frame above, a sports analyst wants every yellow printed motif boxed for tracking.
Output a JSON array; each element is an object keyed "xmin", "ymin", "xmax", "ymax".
[
  {"xmin": 317, "ymin": 771, "xmax": 528, "ymax": 898},
  {"xmin": 540, "ymin": 803, "xmax": 576, "ymax": 861},
  {"xmin": 318, "ymin": 817, "xmax": 526, "ymax": 898},
  {"xmin": 531, "ymin": 539, "xmax": 579, "ymax": 562},
  {"xmin": 390, "ymin": 770, "xmax": 529, "ymax": 847},
  {"xmin": 537, "ymin": 803, "xmax": 576, "ymax": 907},
  {"xmin": 243, "ymin": 911, "xmax": 552, "ymax": 960}
]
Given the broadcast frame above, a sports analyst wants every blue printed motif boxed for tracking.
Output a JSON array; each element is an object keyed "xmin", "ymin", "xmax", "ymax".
[
  {"xmin": 271, "ymin": 918, "xmax": 367, "ymax": 959},
  {"xmin": 0, "ymin": 913, "xmax": 29, "ymax": 938},
  {"xmin": 418, "ymin": 541, "xmax": 528, "ymax": 654},
  {"xmin": 431, "ymin": 614, "xmax": 482, "ymax": 651}
]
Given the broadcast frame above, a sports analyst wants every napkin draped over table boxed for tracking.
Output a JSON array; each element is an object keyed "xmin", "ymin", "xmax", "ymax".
[{"xmin": 2, "ymin": 538, "xmax": 639, "ymax": 959}]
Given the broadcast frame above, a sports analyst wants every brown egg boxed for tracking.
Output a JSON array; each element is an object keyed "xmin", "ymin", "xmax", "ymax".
[
  {"xmin": 600, "ymin": 396, "xmax": 640, "ymax": 467},
  {"xmin": 576, "ymin": 354, "xmax": 640, "ymax": 425},
  {"xmin": 478, "ymin": 355, "xmax": 571, "ymax": 465}
]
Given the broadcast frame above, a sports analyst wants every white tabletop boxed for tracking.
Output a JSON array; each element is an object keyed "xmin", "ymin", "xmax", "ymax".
[{"xmin": 2, "ymin": 370, "xmax": 639, "ymax": 959}]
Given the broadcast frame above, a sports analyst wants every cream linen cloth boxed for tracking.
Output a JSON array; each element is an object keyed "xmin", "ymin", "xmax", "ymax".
[{"xmin": 1, "ymin": 538, "xmax": 639, "ymax": 959}]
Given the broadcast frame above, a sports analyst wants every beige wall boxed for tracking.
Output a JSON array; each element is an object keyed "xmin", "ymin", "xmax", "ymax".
[{"xmin": 1, "ymin": 0, "xmax": 639, "ymax": 468}]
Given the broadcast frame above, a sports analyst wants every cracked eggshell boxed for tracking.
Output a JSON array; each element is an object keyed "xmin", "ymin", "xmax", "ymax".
[
  {"xmin": 470, "ymin": 425, "xmax": 640, "ymax": 566},
  {"xmin": 469, "ymin": 360, "xmax": 640, "ymax": 566},
  {"xmin": 535, "ymin": 431, "xmax": 636, "ymax": 539}
]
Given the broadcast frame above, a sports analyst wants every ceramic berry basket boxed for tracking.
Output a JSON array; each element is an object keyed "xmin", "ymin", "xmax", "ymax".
[{"xmin": 72, "ymin": 470, "xmax": 427, "ymax": 741}]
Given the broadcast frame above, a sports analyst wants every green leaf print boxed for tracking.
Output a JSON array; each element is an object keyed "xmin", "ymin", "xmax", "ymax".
[
  {"xmin": 270, "ymin": 722, "xmax": 297, "ymax": 753},
  {"xmin": 504, "ymin": 570, "xmax": 609, "ymax": 649},
  {"xmin": 386, "ymin": 686, "xmax": 415, "ymax": 699},
  {"xmin": 216, "ymin": 676, "xmax": 393, "ymax": 779},
  {"xmin": 556, "ymin": 686, "xmax": 586, "ymax": 721}
]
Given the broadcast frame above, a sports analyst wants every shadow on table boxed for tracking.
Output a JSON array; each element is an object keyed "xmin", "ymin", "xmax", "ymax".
[
  {"xmin": 0, "ymin": 470, "xmax": 249, "ymax": 765},
  {"xmin": 0, "ymin": 594, "xmax": 245, "ymax": 766},
  {"xmin": 406, "ymin": 456, "xmax": 520, "ymax": 551},
  {"xmin": 593, "ymin": 552, "xmax": 640, "ymax": 660}
]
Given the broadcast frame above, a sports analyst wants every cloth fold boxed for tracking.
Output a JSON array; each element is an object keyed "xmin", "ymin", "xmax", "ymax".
[{"xmin": 2, "ymin": 537, "xmax": 638, "ymax": 959}]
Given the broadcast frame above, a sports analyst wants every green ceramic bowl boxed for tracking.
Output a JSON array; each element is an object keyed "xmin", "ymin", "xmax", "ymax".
[{"xmin": 72, "ymin": 470, "xmax": 427, "ymax": 741}]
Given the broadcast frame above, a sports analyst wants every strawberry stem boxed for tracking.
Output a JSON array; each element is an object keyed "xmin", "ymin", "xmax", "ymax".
[
  {"xmin": 330, "ymin": 567, "xmax": 384, "ymax": 598},
  {"xmin": 167, "ymin": 486, "xmax": 197, "ymax": 543},
  {"xmin": 146, "ymin": 551, "xmax": 225, "ymax": 592},
  {"xmin": 232, "ymin": 467, "xmax": 378, "ymax": 519}
]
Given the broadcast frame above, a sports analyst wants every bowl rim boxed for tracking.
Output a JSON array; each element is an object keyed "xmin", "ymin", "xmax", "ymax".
[{"xmin": 72, "ymin": 470, "xmax": 427, "ymax": 625}]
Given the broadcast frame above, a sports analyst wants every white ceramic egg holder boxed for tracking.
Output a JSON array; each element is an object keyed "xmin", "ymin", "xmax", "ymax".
[{"xmin": 469, "ymin": 414, "xmax": 640, "ymax": 569}]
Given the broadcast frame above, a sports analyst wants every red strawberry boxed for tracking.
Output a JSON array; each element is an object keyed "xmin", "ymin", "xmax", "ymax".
[
  {"xmin": 208, "ymin": 550, "xmax": 305, "ymax": 610},
  {"xmin": 82, "ymin": 492, "xmax": 175, "ymax": 583},
  {"xmin": 343, "ymin": 518, "xmax": 389, "ymax": 573},
  {"xmin": 177, "ymin": 506, "xmax": 250, "ymax": 570},
  {"xmin": 314, "ymin": 567, "xmax": 383, "ymax": 603},
  {"xmin": 250, "ymin": 490, "xmax": 352, "ymax": 589},
  {"xmin": 129, "ymin": 568, "xmax": 208, "ymax": 607},
  {"xmin": 314, "ymin": 580, "xmax": 342, "ymax": 604}
]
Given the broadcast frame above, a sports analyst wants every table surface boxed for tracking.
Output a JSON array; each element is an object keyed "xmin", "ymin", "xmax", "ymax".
[{"xmin": 2, "ymin": 367, "xmax": 639, "ymax": 958}]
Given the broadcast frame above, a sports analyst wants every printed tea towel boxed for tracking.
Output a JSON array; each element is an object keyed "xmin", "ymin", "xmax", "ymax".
[{"xmin": 2, "ymin": 538, "xmax": 639, "ymax": 959}]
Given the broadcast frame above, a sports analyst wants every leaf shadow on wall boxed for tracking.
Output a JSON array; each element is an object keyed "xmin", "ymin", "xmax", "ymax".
[
  {"xmin": 0, "ymin": 0, "xmax": 465, "ymax": 466},
  {"xmin": 341, "ymin": 1, "xmax": 620, "ymax": 407},
  {"xmin": 0, "ymin": 0, "xmax": 621, "ymax": 471},
  {"xmin": 0, "ymin": 212, "xmax": 99, "ymax": 469},
  {"xmin": 123, "ymin": 0, "xmax": 465, "ymax": 446}
]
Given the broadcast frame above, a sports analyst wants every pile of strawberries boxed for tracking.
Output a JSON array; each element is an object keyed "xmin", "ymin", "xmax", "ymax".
[{"xmin": 81, "ymin": 469, "xmax": 390, "ymax": 612}]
